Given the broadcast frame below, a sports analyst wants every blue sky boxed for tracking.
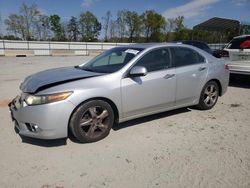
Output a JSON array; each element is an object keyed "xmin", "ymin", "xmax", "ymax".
[{"xmin": 0, "ymin": 0, "xmax": 250, "ymax": 34}]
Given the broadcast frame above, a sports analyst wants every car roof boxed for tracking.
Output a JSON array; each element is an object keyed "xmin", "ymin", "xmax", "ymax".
[
  {"xmin": 234, "ymin": 35, "xmax": 250, "ymax": 39},
  {"xmin": 116, "ymin": 43, "xmax": 212, "ymax": 56},
  {"xmin": 118, "ymin": 42, "xmax": 184, "ymax": 49},
  {"xmin": 175, "ymin": 40, "xmax": 207, "ymax": 44}
]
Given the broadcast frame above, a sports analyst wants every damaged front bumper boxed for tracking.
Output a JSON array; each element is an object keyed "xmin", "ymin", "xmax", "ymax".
[{"xmin": 8, "ymin": 94, "xmax": 76, "ymax": 139}]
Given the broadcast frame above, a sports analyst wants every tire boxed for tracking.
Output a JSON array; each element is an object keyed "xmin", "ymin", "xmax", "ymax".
[
  {"xmin": 196, "ymin": 81, "xmax": 219, "ymax": 110},
  {"xmin": 69, "ymin": 100, "xmax": 114, "ymax": 143}
]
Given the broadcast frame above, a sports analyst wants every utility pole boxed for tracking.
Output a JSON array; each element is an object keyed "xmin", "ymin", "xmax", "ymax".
[{"xmin": 0, "ymin": 12, "xmax": 2, "ymax": 37}]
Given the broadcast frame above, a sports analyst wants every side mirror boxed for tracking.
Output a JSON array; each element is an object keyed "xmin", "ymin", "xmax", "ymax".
[{"xmin": 129, "ymin": 66, "xmax": 148, "ymax": 77}]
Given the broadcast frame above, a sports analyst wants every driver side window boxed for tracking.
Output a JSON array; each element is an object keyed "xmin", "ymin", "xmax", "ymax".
[{"xmin": 135, "ymin": 48, "xmax": 171, "ymax": 72}]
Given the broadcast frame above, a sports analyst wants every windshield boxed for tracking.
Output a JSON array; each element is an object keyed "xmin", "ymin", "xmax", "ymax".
[{"xmin": 78, "ymin": 47, "xmax": 143, "ymax": 73}]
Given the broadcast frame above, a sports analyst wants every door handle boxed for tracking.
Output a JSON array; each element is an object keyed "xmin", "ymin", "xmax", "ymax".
[
  {"xmin": 198, "ymin": 67, "xmax": 207, "ymax": 71},
  {"xmin": 164, "ymin": 74, "xmax": 175, "ymax": 79}
]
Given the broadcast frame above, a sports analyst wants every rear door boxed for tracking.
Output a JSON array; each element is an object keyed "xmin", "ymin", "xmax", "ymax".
[{"xmin": 170, "ymin": 47, "xmax": 208, "ymax": 106}]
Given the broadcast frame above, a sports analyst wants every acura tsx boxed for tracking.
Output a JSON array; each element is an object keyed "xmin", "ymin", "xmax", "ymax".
[{"xmin": 9, "ymin": 43, "xmax": 229, "ymax": 142}]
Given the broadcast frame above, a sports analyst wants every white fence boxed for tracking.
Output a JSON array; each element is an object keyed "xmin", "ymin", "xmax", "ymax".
[
  {"xmin": 0, "ymin": 40, "xmax": 226, "ymax": 56},
  {"xmin": 0, "ymin": 40, "xmax": 131, "ymax": 56},
  {"xmin": 208, "ymin": 43, "xmax": 227, "ymax": 50}
]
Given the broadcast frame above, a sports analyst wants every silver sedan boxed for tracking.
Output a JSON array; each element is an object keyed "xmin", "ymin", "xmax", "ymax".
[{"xmin": 9, "ymin": 43, "xmax": 230, "ymax": 142}]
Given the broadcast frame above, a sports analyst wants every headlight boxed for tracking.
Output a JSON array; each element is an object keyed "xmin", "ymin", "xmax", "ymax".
[{"xmin": 25, "ymin": 91, "xmax": 73, "ymax": 106}]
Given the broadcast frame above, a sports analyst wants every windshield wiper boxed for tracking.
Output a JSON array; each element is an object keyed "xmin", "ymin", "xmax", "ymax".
[
  {"xmin": 74, "ymin": 65, "xmax": 81, "ymax": 69},
  {"xmin": 75, "ymin": 66, "xmax": 95, "ymax": 72}
]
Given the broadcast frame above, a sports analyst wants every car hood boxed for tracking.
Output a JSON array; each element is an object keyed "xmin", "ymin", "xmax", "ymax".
[{"xmin": 20, "ymin": 66, "xmax": 104, "ymax": 93}]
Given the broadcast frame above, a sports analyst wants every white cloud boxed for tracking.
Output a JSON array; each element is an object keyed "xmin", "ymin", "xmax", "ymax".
[
  {"xmin": 38, "ymin": 8, "xmax": 48, "ymax": 15},
  {"xmin": 232, "ymin": 0, "xmax": 250, "ymax": 6},
  {"xmin": 162, "ymin": 0, "xmax": 220, "ymax": 19},
  {"xmin": 82, "ymin": 0, "xmax": 93, "ymax": 7}
]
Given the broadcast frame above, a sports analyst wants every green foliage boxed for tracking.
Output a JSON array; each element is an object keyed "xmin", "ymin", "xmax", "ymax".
[
  {"xmin": 4, "ymin": 3, "xmax": 49, "ymax": 40},
  {"xmin": 141, "ymin": 10, "xmax": 166, "ymax": 42},
  {"xmin": 102, "ymin": 11, "xmax": 112, "ymax": 41},
  {"xmin": 173, "ymin": 28, "xmax": 193, "ymax": 41},
  {"xmin": 240, "ymin": 24, "xmax": 250, "ymax": 35},
  {"xmin": 0, "ymin": 35, "xmax": 22, "ymax": 40},
  {"xmin": 34, "ymin": 15, "xmax": 50, "ymax": 40},
  {"xmin": 2, "ymin": 3, "xmax": 247, "ymax": 43},
  {"xmin": 116, "ymin": 10, "xmax": 126, "ymax": 42},
  {"xmin": 124, "ymin": 10, "xmax": 142, "ymax": 42},
  {"xmin": 79, "ymin": 11, "xmax": 101, "ymax": 41},
  {"xmin": 5, "ymin": 14, "xmax": 27, "ymax": 39},
  {"xmin": 174, "ymin": 16, "xmax": 185, "ymax": 32},
  {"xmin": 67, "ymin": 16, "xmax": 79, "ymax": 41},
  {"xmin": 49, "ymin": 15, "xmax": 66, "ymax": 41}
]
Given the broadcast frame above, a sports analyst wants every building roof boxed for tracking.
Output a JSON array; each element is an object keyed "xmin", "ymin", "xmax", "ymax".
[{"xmin": 193, "ymin": 17, "xmax": 240, "ymax": 32}]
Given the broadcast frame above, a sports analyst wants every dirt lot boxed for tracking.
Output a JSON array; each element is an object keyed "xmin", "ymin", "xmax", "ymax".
[{"xmin": 0, "ymin": 56, "xmax": 249, "ymax": 188}]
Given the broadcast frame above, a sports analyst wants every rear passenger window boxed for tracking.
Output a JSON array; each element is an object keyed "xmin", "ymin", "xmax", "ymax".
[
  {"xmin": 227, "ymin": 37, "xmax": 250, "ymax": 49},
  {"xmin": 171, "ymin": 47, "xmax": 205, "ymax": 67},
  {"xmin": 135, "ymin": 48, "xmax": 171, "ymax": 72}
]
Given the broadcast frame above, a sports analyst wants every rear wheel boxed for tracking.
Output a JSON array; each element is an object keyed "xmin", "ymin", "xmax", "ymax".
[
  {"xmin": 70, "ymin": 100, "xmax": 114, "ymax": 143},
  {"xmin": 196, "ymin": 81, "xmax": 219, "ymax": 110}
]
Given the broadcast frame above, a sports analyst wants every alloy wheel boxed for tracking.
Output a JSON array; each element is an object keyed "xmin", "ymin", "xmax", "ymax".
[
  {"xmin": 79, "ymin": 106, "xmax": 110, "ymax": 139},
  {"xmin": 203, "ymin": 84, "xmax": 218, "ymax": 107}
]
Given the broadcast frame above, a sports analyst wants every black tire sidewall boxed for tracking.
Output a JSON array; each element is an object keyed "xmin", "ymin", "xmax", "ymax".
[{"xmin": 70, "ymin": 100, "xmax": 114, "ymax": 143}]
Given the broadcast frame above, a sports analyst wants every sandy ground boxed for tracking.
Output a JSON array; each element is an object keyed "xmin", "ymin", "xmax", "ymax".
[{"xmin": 0, "ymin": 56, "xmax": 249, "ymax": 188}]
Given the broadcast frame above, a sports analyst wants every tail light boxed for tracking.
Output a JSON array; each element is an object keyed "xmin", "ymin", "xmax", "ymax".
[{"xmin": 224, "ymin": 64, "xmax": 229, "ymax": 70}]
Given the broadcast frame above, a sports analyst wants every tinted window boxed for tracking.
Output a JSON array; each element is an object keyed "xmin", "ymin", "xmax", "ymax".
[
  {"xmin": 192, "ymin": 42, "xmax": 212, "ymax": 54},
  {"xmin": 226, "ymin": 36, "xmax": 250, "ymax": 49},
  {"xmin": 177, "ymin": 41, "xmax": 212, "ymax": 54},
  {"xmin": 171, "ymin": 47, "xmax": 205, "ymax": 67},
  {"xmin": 135, "ymin": 48, "xmax": 171, "ymax": 72}
]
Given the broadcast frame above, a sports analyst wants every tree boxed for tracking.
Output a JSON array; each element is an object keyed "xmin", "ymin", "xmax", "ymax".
[
  {"xmin": 5, "ymin": 14, "xmax": 26, "ymax": 39},
  {"xmin": 141, "ymin": 10, "xmax": 166, "ymax": 42},
  {"xmin": 49, "ymin": 14, "xmax": 65, "ymax": 41},
  {"xmin": 0, "ymin": 12, "xmax": 2, "ymax": 37},
  {"xmin": 79, "ymin": 11, "xmax": 101, "ymax": 41},
  {"xmin": 102, "ymin": 11, "xmax": 112, "ymax": 41},
  {"xmin": 19, "ymin": 3, "xmax": 40, "ymax": 40},
  {"xmin": 34, "ymin": 15, "xmax": 50, "ymax": 40},
  {"xmin": 5, "ymin": 3, "xmax": 44, "ymax": 40},
  {"xmin": 165, "ymin": 16, "xmax": 185, "ymax": 41},
  {"xmin": 109, "ymin": 19, "xmax": 118, "ymax": 41},
  {"xmin": 174, "ymin": 16, "xmax": 185, "ymax": 32},
  {"xmin": 173, "ymin": 28, "xmax": 192, "ymax": 40},
  {"xmin": 166, "ymin": 18, "xmax": 175, "ymax": 32},
  {"xmin": 67, "ymin": 16, "xmax": 79, "ymax": 41},
  {"xmin": 116, "ymin": 10, "xmax": 126, "ymax": 41},
  {"xmin": 2, "ymin": 35, "xmax": 21, "ymax": 40},
  {"xmin": 124, "ymin": 11, "xmax": 142, "ymax": 42}
]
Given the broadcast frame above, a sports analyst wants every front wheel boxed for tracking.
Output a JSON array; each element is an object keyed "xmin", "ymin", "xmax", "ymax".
[
  {"xmin": 69, "ymin": 100, "xmax": 114, "ymax": 143},
  {"xmin": 196, "ymin": 81, "xmax": 219, "ymax": 110}
]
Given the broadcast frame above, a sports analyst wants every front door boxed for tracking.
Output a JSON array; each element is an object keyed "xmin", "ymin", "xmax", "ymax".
[{"xmin": 121, "ymin": 48, "xmax": 176, "ymax": 119}]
